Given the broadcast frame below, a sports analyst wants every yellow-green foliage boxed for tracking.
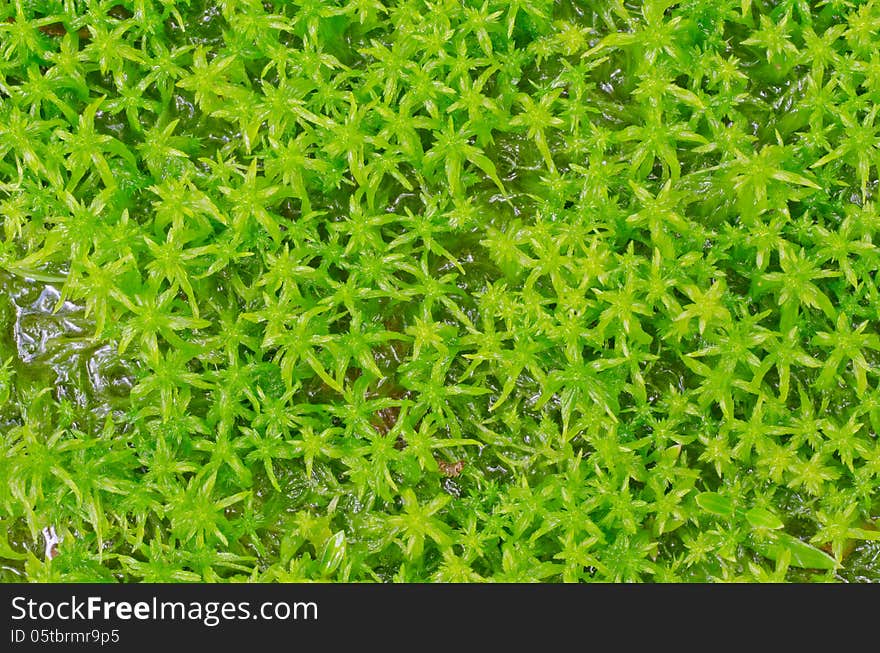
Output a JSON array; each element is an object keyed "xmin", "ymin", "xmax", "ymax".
[{"xmin": 1, "ymin": 0, "xmax": 880, "ymax": 582}]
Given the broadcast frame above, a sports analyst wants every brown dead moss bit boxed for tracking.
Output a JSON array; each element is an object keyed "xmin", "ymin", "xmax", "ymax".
[{"xmin": 436, "ymin": 458, "xmax": 465, "ymax": 478}]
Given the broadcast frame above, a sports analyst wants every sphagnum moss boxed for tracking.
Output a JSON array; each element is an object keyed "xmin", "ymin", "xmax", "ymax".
[{"xmin": 1, "ymin": 0, "xmax": 880, "ymax": 583}]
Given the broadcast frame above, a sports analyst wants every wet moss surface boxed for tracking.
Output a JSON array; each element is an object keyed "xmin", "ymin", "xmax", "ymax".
[{"xmin": 2, "ymin": 0, "xmax": 880, "ymax": 582}]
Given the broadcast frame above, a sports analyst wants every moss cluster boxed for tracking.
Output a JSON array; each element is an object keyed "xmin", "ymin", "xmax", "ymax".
[{"xmin": 2, "ymin": 0, "xmax": 880, "ymax": 582}]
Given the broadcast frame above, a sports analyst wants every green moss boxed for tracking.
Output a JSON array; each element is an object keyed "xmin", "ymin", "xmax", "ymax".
[{"xmin": 1, "ymin": 0, "xmax": 880, "ymax": 582}]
